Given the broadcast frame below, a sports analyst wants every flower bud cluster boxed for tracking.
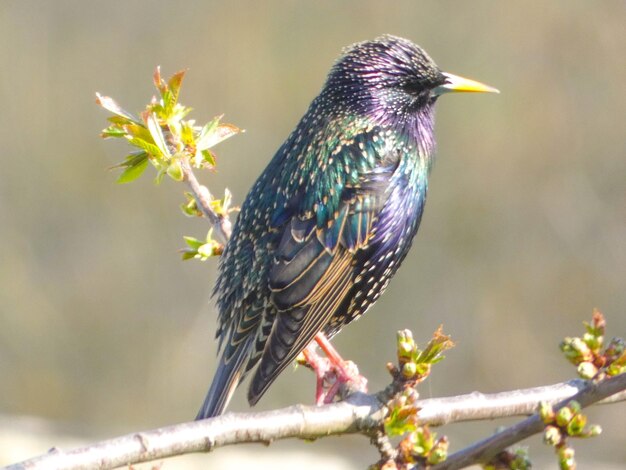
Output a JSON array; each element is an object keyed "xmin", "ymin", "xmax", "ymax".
[
  {"xmin": 397, "ymin": 425, "xmax": 448, "ymax": 466},
  {"xmin": 559, "ymin": 310, "xmax": 625, "ymax": 379},
  {"xmin": 539, "ymin": 400, "xmax": 602, "ymax": 470}
]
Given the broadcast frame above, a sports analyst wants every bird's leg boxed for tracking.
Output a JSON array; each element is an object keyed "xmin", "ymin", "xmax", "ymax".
[
  {"xmin": 300, "ymin": 344, "xmax": 332, "ymax": 405},
  {"xmin": 314, "ymin": 333, "xmax": 354, "ymax": 375},
  {"xmin": 314, "ymin": 333, "xmax": 367, "ymax": 400},
  {"xmin": 298, "ymin": 333, "xmax": 368, "ymax": 405}
]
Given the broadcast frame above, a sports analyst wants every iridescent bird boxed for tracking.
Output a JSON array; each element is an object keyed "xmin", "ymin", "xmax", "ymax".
[{"xmin": 197, "ymin": 35, "xmax": 497, "ymax": 419}]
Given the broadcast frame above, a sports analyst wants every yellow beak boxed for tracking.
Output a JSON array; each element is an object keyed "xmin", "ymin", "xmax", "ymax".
[{"xmin": 434, "ymin": 72, "xmax": 500, "ymax": 95}]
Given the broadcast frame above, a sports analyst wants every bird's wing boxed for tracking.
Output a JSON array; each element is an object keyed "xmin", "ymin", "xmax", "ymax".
[{"xmin": 247, "ymin": 153, "xmax": 398, "ymax": 404}]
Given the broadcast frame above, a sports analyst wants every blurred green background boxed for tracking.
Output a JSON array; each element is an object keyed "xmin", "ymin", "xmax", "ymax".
[{"xmin": 1, "ymin": 1, "xmax": 624, "ymax": 468}]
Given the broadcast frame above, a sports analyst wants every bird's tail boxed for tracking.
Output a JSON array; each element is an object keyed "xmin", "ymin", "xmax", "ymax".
[{"xmin": 195, "ymin": 337, "xmax": 251, "ymax": 420}]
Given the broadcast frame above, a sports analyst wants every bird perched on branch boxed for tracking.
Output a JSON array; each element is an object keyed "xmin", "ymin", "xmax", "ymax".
[{"xmin": 197, "ymin": 35, "xmax": 498, "ymax": 419}]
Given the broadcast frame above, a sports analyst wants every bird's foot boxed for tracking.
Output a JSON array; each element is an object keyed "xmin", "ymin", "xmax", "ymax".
[
  {"xmin": 298, "ymin": 333, "xmax": 368, "ymax": 405},
  {"xmin": 320, "ymin": 358, "xmax": 367, "ymax": 405}
]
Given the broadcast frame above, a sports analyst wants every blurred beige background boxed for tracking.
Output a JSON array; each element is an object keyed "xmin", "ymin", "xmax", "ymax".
[{"xmin": 1, "ymin": 1, "xmax": 624, "ymax": 468}]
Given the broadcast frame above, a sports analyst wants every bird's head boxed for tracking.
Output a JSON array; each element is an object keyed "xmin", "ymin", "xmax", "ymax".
[{"xmin": 323, "ymin": 35, "xmax": 498, "ymax": 126}]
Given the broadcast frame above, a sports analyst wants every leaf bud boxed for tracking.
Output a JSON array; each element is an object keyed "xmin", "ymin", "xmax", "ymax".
[
  {"xmin": 543, "ymin": 425, "xmax": 562, "ymax": 446},
  {"xmin": 577, "ymin": 361, "xmax": 597, "ymax": 379}
]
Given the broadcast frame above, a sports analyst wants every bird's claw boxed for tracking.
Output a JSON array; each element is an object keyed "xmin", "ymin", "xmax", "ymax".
[{"xmin": 302, "ymin": 344, "xmax": 368, "ymax": 405}]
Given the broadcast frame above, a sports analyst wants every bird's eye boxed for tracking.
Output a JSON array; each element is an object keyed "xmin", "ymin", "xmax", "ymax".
[{"xmin": 401, "ymin": 81, "xmax": 424, "ymax": 95}]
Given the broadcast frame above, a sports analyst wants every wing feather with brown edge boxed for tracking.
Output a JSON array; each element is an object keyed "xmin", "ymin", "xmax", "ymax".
[{"xmin": 247, "ymin": 161, "xmax": 397, "ymax": 405}]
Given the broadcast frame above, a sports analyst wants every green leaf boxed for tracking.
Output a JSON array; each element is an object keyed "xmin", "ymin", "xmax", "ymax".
[
  {"xmin": 168, "ymin": 69, "xmax": 186, "ymax": 106},
  {"xmin": 197, "ymin": 122, "xmax": 241, "ymax": 150},
  {"xmin": 197, "ymin": 244, "xmax": 214, "ymax": 259},
  {"xmin": 181, "ymin": 121, "xmax": 195, "ymax": 145},
  {"xmin": 181, "ymin": 251, "xmax": 197, "ymax": 261},
  {"xmin": 117, "ymin": 155, "xmax": 148, "ymax": 184},
  {"xmin": 180, "ymin": 192, "xmax": 202, "ymax": 217},
  {"xmin": 146, "ymin": 113, "xmax": 171, "ymax": 158},
  {"xmin": 183, "ymin": 236, "xmax": 204, "ymax": 249},
  {"xmin": 125, "ymin": 136, "xmax": 163, "ymax": 158},
  {"xmin": 110, "ymin": 151, "xmax": 147, "ymax": 170},
  {"xmin": 107, "ymin": 115, "xmax": 134, "ymax": 126},
  {"xmin": 166, "ymin": 159, "xmax": 184, "ymax": 181},
  {"xmin": 202, "ymin": 149, "xmax": 216, "ymax": 167},
  {"xmin": 96, "ymin": 93, "xmax": 141, "ymax": 124},
  {"xmin": 166, "ymin": 121, "xmax": 183, "ymax": 150},
  {"xmin": 195, "ymin": 116, "xmax": 221, "ymax": 150},
  {"xmin": 154, "ymin": 167, "xmax": 167, "ymax": 185},
  {"xmin": 161, "ymin": 89, "xmax": 174, "ymax": 112},
  {"xmin": 385, "ymin": 411, "xmax": 417, "ymax": 437},
  {"xmin": 101, "ymin": 126, "xmax": 126, "ymax": 138},
  {"xmin": 123, "ymin": 123, "xmax": 153, "ymax": 142},
  {"xmin": 148, "ymin": 101, "xmax": 166, "ymax": 118},
  {"xmin": 168, "ymin": 103, "xmax": 193, "ymax": 124}
]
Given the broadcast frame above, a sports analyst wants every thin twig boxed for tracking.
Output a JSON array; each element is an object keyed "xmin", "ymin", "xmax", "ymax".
[
  {"xmin": 6, "ymin": 378, "xmax": 625, "ymax": 470},
  {"xmin": 370, "ymin": 428, "xmax": 399, "ymax": 466},
  {"xmin": 179, "ymin": 158, "xmax": 231, "ymax": 244}
]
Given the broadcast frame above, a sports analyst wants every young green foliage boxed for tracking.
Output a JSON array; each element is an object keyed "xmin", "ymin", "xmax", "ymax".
[
  {"xmin": 97, "ymin": 67, "xmax": 241, "ymax": 259},
  {"xmin": 379, "ymin": 328, "xmax": 454, "ymax": 468},
  {"xmin": 539, "ymin": 400, "xmax": 602, "ymax": 470},
  {"xmin": 560, "ymin": 309, "xmax": 626, "ymax": 380},
  {"xmin": 482, "ymin": 446, "xmax": 532, "ymax": 470},
  {"xmin": 181, "ymin": 231, "xmax": 224, "ymax": 260},
  {"xmin": 384, "ymin": 387, "xmax": 420, "ymax": 437},
  {"xmin": 398, "ymin": 425, "xmax": 448, "ymax": 466},
  {"xmin": 390, "ymin": 326, "xmax": 454, "ymax": 384},
  {"xmin": 384, "ymin": 327, "xmax": 453, "ymax": 436},
  {"xmin": 546, "ymin": 310, "xmax": 625, "ymax": 469},
  {"xmin": 97, "ymin": 67, "xmax": 240, "ymax": 184}
]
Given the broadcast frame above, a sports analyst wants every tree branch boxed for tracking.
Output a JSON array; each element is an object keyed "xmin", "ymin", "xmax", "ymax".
[
  {"xmin": 413, "ymin": 377, "xmax": 625, "ymax": 426},
  {"xmin": 432, "ymin": 373, "xmax": 626, "ymax": 470},
  {"xmin": 6, "ymin": 378, "xmax": 625, "ymax": 470}
]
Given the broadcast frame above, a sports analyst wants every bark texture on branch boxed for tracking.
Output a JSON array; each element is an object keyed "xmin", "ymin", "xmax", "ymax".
[{"xmin": 432, "ymin": 373, "xmax": 626, "ymax": 470}]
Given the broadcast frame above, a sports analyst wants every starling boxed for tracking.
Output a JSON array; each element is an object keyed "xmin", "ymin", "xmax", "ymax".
[{"xmin": 197, "ymin": 35, "xmax": 498, "ymax": 419}]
